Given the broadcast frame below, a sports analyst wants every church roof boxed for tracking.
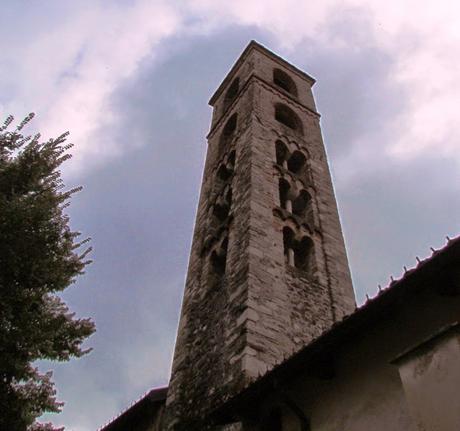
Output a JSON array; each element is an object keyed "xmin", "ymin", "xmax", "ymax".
[
  {"xmin": 99, "ymin": 236, "xmax": 459, "ymax": 430},
  {"xmin": 98, "ymin": 386, "xmax": 167, "ymax": 431},
  {"xmin": 211, "ymin": 235, "xmax": 460, "ymax": 423}
]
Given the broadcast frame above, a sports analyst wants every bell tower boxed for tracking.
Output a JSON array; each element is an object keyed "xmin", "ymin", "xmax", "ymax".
[{"xmin": 166, "ymin": 41, "xmax": 356, "ymax": 429}]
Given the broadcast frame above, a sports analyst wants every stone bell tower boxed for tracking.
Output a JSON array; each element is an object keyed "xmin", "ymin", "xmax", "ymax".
[{"xmin": 166, "ymin": 41, "xmax": 356, "ymax": 429}]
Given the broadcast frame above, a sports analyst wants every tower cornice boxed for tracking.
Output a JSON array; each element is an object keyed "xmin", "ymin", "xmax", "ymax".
[{"xmin": 208, "ymin": 40, "xmax": 316, "ymax": 107}]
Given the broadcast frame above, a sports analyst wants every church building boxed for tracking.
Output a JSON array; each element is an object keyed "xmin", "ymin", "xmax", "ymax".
[{"xmin": 100, "ymin": 41, "xmax": 460, "ymax": 431}]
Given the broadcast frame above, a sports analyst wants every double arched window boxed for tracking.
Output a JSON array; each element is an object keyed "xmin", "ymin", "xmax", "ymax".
[
  {"xmin": 275, "ymin": 141, "xmax": 307, "ymax": 174},
  {"xmin": 292, "ymin": 189, "xmax": 312, "ymax": 219},
  {"xmin": 283, "ymin": 227, "xmax": 314, "ymax": 271},
  {"xmin": 278, "ymin": 179, "xmax": 312, "ymax": 221}
]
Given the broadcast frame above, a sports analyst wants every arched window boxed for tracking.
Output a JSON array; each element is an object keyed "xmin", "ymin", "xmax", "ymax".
[
  {"xmin": 283, "ymin": 227, "xmax": 315, "ymax": 271},
  {"xmin": 217, "ymin": 163, "xmax": 232, "ymax": 181},
  {"xmin": 292, "ymin": 189, "xmax": 311, "ymax": 219},
  {"xmin": 278, "ymin": 178, "xmax": 291, "ymax": 210},
  {"xmin": 213, "ymin": 202, "xmax": 229, "ymax": 222},
  {"xmin": 223, "ymin": 77, "xmax": 240, "ymax": 110},
  {"xmin": 210, "ymin": 237, "xmax": 228, "ymax": 277},
  {"xmin": 295, "ymin": 236, "xmax": 314, "ymax": 271},
  {"xmin": 219, "ymin": 113, "xmax": 238, "ymax": 151},
  {"xmin": 217, "ymin": 150, "xmax": 236, "ymax": 181},
  {"xmin": 275, "ymin": 140, "xmax": 288, "ymax": 167},
  {"xmin": 283, "ymin": 227, "xmax": 295, "ymax": 266},
  {"xmin": 213, "ymin": 185, "xmax": 232, "ymax": 222},
  {"xmin": 274, "ymin": 104, "xmax": 303, "ymax": 134},
  {"xmin": 222, "ymin": 113, "xmax": 237, "ymax": 136},
  {"xmin": 273, "ymin": 69, "xmax": 298, "ymax": 96},
  {"xmin": 287, "ymin": 150, "xmax": 306, "ymax": 174}
]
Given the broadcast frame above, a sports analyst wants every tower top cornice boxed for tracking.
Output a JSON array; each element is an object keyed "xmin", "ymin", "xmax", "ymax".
[{"xmin": 208, "ymin": 40, "xmax": 316, "ymax": 106}]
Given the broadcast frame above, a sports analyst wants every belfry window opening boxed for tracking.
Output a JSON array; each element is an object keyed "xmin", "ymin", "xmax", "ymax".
[
  {"xmin": 274, "ymin": 104, "xmax": 303, "ymax": 134},
  {"xmin": 275, "ymin": 140, "xmax": 289, "ymax": 168},
  {"xmin": 216, "ymin": 150, "xmax": 236, "ymax": 188},
  {"xmin": 283, "ymin": 227, "xmax": 314, "ymax": 271},
  {"xmin": 217, "ymin": 163, "xmax": 232, "ymax": 181},
  {"xmin": 279, "ymin": 178, "xmax": 292, "ymax": 212},
  {"xmin": 219, "ymin": 113, "xmax": 238, "ymax": 152},
  {"xmin": 292, "ymin": 190, "xmax": 311, "ymax": 219},
  {"xmin": 295, "ymin": 236, "xmax": 314, "ymax": 271},
  {"xmin": 283, "ymin": 227, "xmax": 295, "ymax": 266},
  {"xmin": 287, "ymin": 150, "xmax": 306, "ymax": 174},
  {"xmin": 210, "ymin": 237, "xmax": 228, "ymax": 277},
  {"xmin": 212, "ymin": 185, "xmax": 232, "ymax": 223},
  {"xmin": 273, "ymin": 68, "xmax": 298, "ymax": 97},
  {"xmin": 223, "ymin": 77, "xmax": 240, "ymax": 110}
]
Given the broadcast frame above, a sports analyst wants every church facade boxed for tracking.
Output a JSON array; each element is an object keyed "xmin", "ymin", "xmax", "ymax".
[{"xmin": 100, "ymin": 41, "xmax": 460, "ymax": 431}]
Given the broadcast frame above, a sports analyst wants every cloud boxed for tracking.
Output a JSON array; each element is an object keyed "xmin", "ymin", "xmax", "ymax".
[
  {"xmin": 1, "ymin": 0, "xmax": 182, "ymax": 174},
  {"xmin": 3, "ymin": 0, "xmax": 460, "ymax": 178},
  {"xmin": 189, "ymin": 0, "xmax": 460, "ymax": 170}
]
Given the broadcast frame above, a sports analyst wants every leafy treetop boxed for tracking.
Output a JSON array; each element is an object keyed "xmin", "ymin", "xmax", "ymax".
[{"xmin": 0, "ymin": 114, "xmax": 95, "ymax": 431}]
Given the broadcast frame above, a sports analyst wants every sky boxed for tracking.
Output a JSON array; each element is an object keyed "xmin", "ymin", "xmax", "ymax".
[{"xmin": 1, "ymin": 1, "xmax": 459, "ymax": 429}]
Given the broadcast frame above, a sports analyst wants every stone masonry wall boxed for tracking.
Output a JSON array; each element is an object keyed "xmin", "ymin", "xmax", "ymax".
[{"xmin": 234, "ymin": 48, "xmax": 356, "ymax": 379}]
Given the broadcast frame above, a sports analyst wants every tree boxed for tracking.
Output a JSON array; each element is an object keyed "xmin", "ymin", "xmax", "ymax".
[{"xmin": 0, "ymin": 114, "xmax": 95, "ymax": 430}]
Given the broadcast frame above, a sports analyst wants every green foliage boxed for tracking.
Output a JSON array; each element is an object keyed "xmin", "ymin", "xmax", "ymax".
[{"xmin": 0, "ymin": 114, "xmax": 95, "ymax": 430}]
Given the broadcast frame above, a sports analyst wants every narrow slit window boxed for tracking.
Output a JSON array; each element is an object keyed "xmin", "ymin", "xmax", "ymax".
[
  {"xmin": 275, "ymin": 140, "xmax": 288, "ymax": 167},
  {"xmin": 213, "ymin": 202, "xmax": 229, "ymax": 222},
  {"xmin": 283, "ymin": 227, "xmax": 295, "ymax": 266},
  {"xmin": 278, "ymin": 178, "xmax": 291, "ymax": 210}
]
